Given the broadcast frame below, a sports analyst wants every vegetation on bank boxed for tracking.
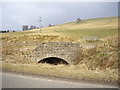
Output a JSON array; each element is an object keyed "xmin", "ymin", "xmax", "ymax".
[
  {"xmin": 1, "ymin": 17, "xmax": 119, "ymax": 83},
  {"xmin": 1, "ymin": 62, "xmax": 118, "ymax": 83}
]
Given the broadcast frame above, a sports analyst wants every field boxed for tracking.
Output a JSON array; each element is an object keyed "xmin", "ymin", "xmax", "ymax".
[
  {"xmin": 1, "ymin": 17, "xmax": 119, "ymax": 83},
  {"xmin": 2, "ymin": 17, "xmax": 118, "ymax": 41}
]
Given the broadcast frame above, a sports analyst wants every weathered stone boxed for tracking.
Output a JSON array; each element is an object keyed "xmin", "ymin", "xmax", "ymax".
[{"xmin": 28, "ymin": 42, "xmax": 81, "ymax": 64}]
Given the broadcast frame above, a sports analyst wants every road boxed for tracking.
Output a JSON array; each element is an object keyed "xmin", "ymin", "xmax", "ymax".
[{"xmin": 2, "ymin": 72, "xmax": 118, "ymax": 88}]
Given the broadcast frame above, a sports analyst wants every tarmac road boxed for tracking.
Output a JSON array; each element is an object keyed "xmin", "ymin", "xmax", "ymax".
[{"xmin": 2, "ymin": 72, "xmax": 118, "ymax": 88}]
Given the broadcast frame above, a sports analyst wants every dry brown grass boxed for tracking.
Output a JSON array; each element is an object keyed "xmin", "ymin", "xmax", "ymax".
[
  {"xmin": 1, "ymin": 17, "xmax": 118, "ymax": 83},
  {"xmin": 2, "ymin": 35, "xmax": 118, "ymax": 69},
  {"xmin": 1, "ymin": 35, "xmax": 118, "ymax": 82},
  {"xmin": 78, "ymin": 35, "xmax": 118, "ymax": 70},
  {"xmin": 2, "ymin": 34, "xmax": 76, "ymax": 43},
  {"xmin": 2, "ymin": 62, "xmax": 118, "ymax": 83}
]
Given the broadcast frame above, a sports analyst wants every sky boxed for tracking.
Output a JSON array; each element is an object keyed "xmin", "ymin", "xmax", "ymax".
[{"xmin": 1, "ymin": 1, "xmax": 118, "ymax": 31}]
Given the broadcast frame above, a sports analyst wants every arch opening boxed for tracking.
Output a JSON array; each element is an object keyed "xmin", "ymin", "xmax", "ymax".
[{"xmin": 38, "ymin": 57, "xmax": 69, "ymax": 65}]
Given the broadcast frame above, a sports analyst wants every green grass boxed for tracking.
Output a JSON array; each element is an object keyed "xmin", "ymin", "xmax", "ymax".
[
  {"xmin": 56, "ymin": 28, "xmax": 117, "ymax": 39},
  {"xmin": 52, "ymin": 17, "xmax": 118, "ymax": 39}
]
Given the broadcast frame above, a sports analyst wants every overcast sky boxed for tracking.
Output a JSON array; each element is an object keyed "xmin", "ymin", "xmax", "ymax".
[{"xmin": 1, "ymin": 1, "xmax": 118, "ymax": 31}]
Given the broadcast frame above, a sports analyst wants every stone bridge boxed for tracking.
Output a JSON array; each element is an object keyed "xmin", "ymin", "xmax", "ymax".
[{"xmin": 29, "ymin": 42, "xmax": 81, "ymax": 65}]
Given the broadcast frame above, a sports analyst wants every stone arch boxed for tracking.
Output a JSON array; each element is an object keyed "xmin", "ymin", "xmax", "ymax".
[
  {"xmin": 38, "ymin": 57, "xmax": 69, "ymax": 65},
  {"xmin": 28, "ymin": 42, "xmax": 81, "ymax": 65}
]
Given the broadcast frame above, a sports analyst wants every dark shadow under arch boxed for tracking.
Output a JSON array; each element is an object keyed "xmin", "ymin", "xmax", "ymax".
[{"xmin": 38, "ymin": 57, "xmax": 69, "ymax": 65}]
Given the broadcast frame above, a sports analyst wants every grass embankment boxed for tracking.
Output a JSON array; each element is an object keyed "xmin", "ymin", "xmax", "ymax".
[
  {"xmin": 2, "ymin": 63, "xmax": 118, "ymax": 83},
  {"xmin": 2, "ymin": 35, "xmax": 118, "ymax": 83},
  {"xmin": 1, "ymin": 17, "xmax": 119, "ymax": 83}
]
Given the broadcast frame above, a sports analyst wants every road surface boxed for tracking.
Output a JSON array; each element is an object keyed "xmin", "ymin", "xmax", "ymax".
[{"xmin": 2, "ymin": 72, "xmax": 118, "ymax": 88}]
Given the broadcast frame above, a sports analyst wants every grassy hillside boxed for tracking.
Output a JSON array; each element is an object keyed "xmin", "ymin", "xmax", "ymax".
[
  {"xmin": 51, "ymin": 17, "xmax": 118, "ymax": 39},
  {"xmin": 2, "ymin": 17, "xmax": 118, "ymax": 43},
  {"xmin": 1, "ymin": 17, "xmax": 119, "ymax": 83}
]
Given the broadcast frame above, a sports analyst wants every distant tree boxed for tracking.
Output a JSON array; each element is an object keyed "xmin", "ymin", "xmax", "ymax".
[
  {"xmin": 76, "ymin": 18, "xmax": 81, "ymax": 23},
  {"xmin": 13, "ymin": 30, "xmax": 15, "ymax": 32},
  {"xmin": 49, "ymin": 24, "xmax": 52, "ymax": 27},
  {"xmin": 7, "ymin": 30, "xmax": 9, "ymax": 32},
  {"xmin": 1, "ymin": 30, "xmax": 6, "ymax": 33}
]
